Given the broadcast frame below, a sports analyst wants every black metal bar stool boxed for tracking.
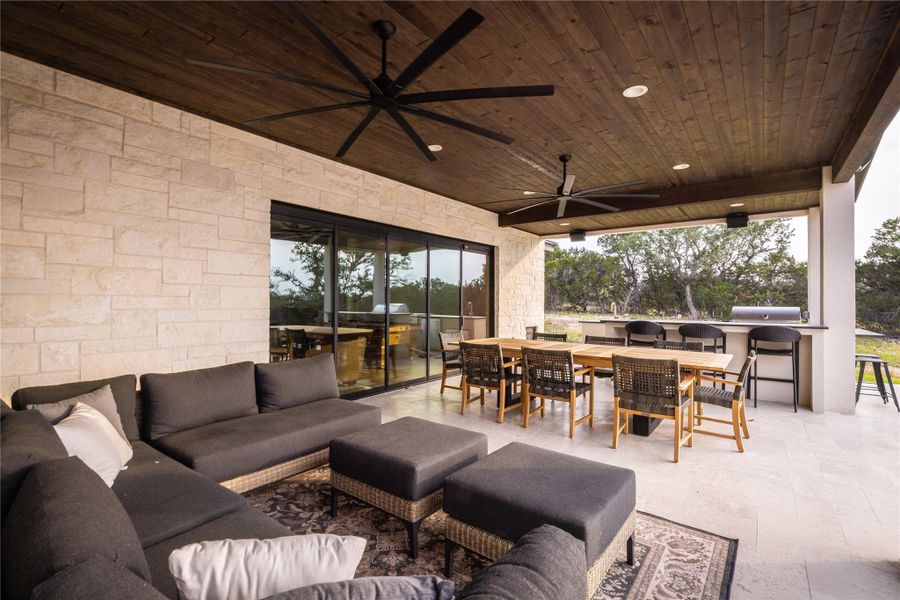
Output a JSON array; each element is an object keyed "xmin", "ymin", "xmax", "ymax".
[
  {"xmin": 625, "ymin": 320, "xmax": 666, "ymax": 347},
  {"xmin": 855, "ymin": 354, "xmax": 899, "ymax": 411},
  {"xmin": 747, "ymin": 326, "xmax": 801, "ymax": 412}
]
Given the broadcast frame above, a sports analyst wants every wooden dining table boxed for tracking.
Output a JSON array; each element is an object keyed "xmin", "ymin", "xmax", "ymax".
[{"xmin": 455, "ymin": 337, "xmax": 733, "ymax": 436}]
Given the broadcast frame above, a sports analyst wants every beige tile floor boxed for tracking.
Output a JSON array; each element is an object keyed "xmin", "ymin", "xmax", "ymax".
[{"xmin": 359, "ymin": 378, "xmax": 900, "ymax": 600}]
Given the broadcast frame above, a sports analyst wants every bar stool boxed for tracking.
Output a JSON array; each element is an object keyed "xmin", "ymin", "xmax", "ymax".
[
  {"xmin": 747, "ymin": 326, "xmax": 801, "ymax": 412},
  {"xmin": 855, "ymin": 354, "xmax": 899, "ymax": 411},
  {"xmin": 680, "ymin": 323, "xmax": 727, "ymax": 389},
  {"xmin": 625, "ymin": 320, "xmax": 666, "ymax": 347}
]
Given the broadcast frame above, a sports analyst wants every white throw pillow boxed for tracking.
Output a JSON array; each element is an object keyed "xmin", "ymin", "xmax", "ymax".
[
  {"xmin": 168, "ymin": 534, "xmax": 367, "ymax": 600},
  {"xmin": 53, "ymin": 402, "xmax": 133, "ymax": 486}
]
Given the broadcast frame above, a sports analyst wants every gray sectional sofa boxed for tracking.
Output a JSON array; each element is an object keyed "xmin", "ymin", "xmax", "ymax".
[{"xmin": 1, "ymin": 354, "xmax": 589, "ymax": 600}]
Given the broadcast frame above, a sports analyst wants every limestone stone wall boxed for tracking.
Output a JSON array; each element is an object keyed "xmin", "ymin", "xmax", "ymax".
[{"xmin": 0, "ymin": 53, "xmax": 544, "ymax": 399}]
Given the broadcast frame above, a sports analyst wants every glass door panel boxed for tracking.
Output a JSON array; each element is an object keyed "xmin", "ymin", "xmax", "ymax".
[
  {"xmin": 337, "ymin": 230, "xmax": 386, "ymax": 395},
  {"xmin": 462, "ymin": 249, "xmax": 490, "ymax": 340},
  {"xmin": 269, "ymin": 220, "xmax": 334, "ymax": 363},
  {"xmin": 428, "ymin": 246, "xmax": 461, "ymax": 376},
  {"xmin": 388, "ymin": 238, "xmax": 428, "ymax": 384}
]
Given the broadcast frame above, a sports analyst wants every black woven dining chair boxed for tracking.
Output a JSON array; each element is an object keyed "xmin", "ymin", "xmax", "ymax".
[
  {"xmin": 747, "ymin": 325, "xmax": 801, "ymax": 411},
  {"xmin": 624, "ymin": 321, "xmax": 666, "ymax": 347},
  {"xmin": 653, "ymin": 340, "xmax": 704, "ymax": 352},
  {"xmin": 693, "ymin": 352, "xmax": 756, "ymax": 452},
  {"xmin": 583, "ymin": 335, "xmax": 626, "ymax": 380},
  {"xmin": 458, "ymin": 342, "xmax": 521, "ymax": 424},
  {"xmin": 533, "ymin": 332, "xmax": 567, "ymax": 342},
  {"xmin": 522, "ymin": 347, "xmax": 594, "ymax": 438}
]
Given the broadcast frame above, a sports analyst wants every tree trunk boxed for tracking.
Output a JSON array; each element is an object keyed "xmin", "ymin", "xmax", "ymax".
[{"xmin": 685, "ymin": 283, "xmax": 699, "ymax": 320}]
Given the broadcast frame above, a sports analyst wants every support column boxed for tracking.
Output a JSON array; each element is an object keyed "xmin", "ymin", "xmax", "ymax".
[
  {"xmin": 819, "ymin": 166, "xmax": 856, "ymax": 414},
  {"xmin": 807, "ymin": 207, "xmax": 825, "ymax": 413}
]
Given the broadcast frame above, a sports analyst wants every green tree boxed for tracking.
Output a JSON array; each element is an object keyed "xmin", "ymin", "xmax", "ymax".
[
  {"xmin": 544, "ymin": 247, "xmax": 617, "ymax": 312},
  {"xmin": 857, "ymin": 218, "xmax": 900, "ymax": 335}
]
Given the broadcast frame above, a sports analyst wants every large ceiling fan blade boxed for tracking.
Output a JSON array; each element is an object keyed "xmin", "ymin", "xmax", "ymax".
[
  {"xmin": 506, "ymin": 198, "xmax": 560, "ymax": 215},
  {"xmin": 573, "ymin": 180, "xmax": 650, "ymax": 196},
  {"xmin": 244, "ymin": 100, "xmax": 370, "ymax": 124},
  {"xmin": 569, "ymin": 197, "xmax": 621, "ymax": 212},
  {"xmin": 562, "ymin": 174, "xmax": 576, "ymax": 196},
  {"xmin": 397, "ymin": 85, "xmax": 555, "ymax": 105},
  {"xmin": 386, "ymin": 8, "xmax": 485, "ymax": 97},
  {"xmin": 398, "ymin": 105, "xmax": 513, "ymax": 145},
  {"xmin": 556, "ymin": 197, "xmax": 569, "ymax": 218},
  {"xmin": 580, "ymin": 193, "xmax": 661, "ymax": 199},
  {"xmin": 480, "ymin": 194, "xmax": 559, "ymax": 205},
  {"xmin": 282, "ymin": 2, "xmax": 382, "ymax": 97},
  {"xmin": 186, "ymin": 58, "xmax": 369, "ymax": 99},
  {"xmin": 495, "ymin": 187, "xmax": 558, "ymax": 195},
  {"xmin": 387, "ymin": 110, "xmax": 437, "ymax": 161},
  {"xmin": 336, "ymin": 106, "xmax": 380, "ymax": 157}
]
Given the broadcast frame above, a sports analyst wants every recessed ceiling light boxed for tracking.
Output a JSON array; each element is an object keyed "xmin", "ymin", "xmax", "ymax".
[
  {"xmin": 558, "ymin": 222, "xmax": 571, "ymax": 226},
  {"xmin": 427, "ymin": 144, "xmax": 442, "ymax": 152},
  {"xmin": 672, "ymin": 163, "xmax": 690, "ymax": 170},
  {"xmin": 622, "ymin": 84, "xmax": 648, "ymax": 98},
  {"xmin": 729, "ymin": 202, "xmax": 745, "ymax": 208},
  {"xmin": 523, "ymin": 191, "xmax": 537, "ymax": 196}
]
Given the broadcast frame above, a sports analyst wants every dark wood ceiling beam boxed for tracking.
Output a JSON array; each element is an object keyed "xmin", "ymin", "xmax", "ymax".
[
  {"xmin": 831, "ymin": 14, "xmax": 900, "ymax": 183},
  {"xmin": 498, "ymin": 167, "xmax": 822, "ymax": 227}
]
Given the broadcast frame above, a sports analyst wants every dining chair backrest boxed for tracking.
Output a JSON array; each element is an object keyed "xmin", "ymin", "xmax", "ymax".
[
  {"xmin": 747, "ymin": 326, "xmax": 801, "ymax": 344},
  {"xmin": 625, "ymin": 320, "xmax": 666, "ymax": 346},
  {"xmin": 522, "ymin": 347, "xmax": 576, "ymax": 396},
  {"xmin": 731, "ymin": 351, "xmax": 757, "ymax": 401},
  {"xmin": 459, "ymin": 342, "xmax": 504, "ymax": 388},
  {"xmin": 439, "ymin": 330, "xmax": 464, "ymax": 353},
  {"xmin": 533, "ymin": 332, "xmax": 567, "ymax": 342},
  {"xmin": 270, "ymin": 327, "xmax": 288, "ymax": 348},
  {"xmin": 584, "ymin": 335, "xmax": 626, "ymax": 346},
  {"xmin": 653, "ymin": 339, "xmax": 704, "ymax": 352},
  {"xmin": 288, "ymin": 329, "xmax": 307, "ymax": 359},
  {"xmin": 612, "ymin": 355, "xmax": 681, "ymax": 405},
  {"xmin": 678, "ymin": 323, "xmax": 726, "ymax": 352}
]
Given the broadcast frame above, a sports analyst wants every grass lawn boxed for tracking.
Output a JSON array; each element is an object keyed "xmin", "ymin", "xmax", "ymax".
[{"xmin": 856, "ymin": 337, "xmax": 900, "ymax": 384}]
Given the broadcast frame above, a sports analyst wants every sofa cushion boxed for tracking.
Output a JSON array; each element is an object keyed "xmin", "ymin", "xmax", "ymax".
[
  {"xmin": 454, "ymin": 525, "xmax": 586, "ymax": 600},
  {"xmin": 144, "ymin": 506, "xmax": 292, "ymax": 600},
  {"xmin": 1, "ymin": 457, "xmax": 150, "ymax": 600},
  {"xmin": 29, "ymin": 384, "xmax": 129, "ymax": 442},
  {"xmin": 112, "ymin": 442, "xmax": 246, "ymax": 547},
  {"xmin": 141, "ymin": 362, "xmax": 258, "ymax": 440},
  {"xmin": 255, "ymin": 353, "xmax": 340, "ymax": 412},
  {"xmin": 11, "ymin": 374, "xmax": 139, "ymax": 440},
  {"xmin": 153, "ymin": 399, "xmax": 381, "ymax": 482},
  {"xmin": 264, "ymin": 576, "xmax": 456, "ymax": 600},
  {"xmin": 31, "ymin": 556, "xmax": 168, "ymax": 600},
  {"xmin": 0, "ymin": 409, "xmax": 68, "ymax": 522}
]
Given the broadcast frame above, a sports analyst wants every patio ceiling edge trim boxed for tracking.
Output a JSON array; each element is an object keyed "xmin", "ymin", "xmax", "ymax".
[{"xmin": 498, "ymin": 167, "xmax": 822, "ymax": 227}]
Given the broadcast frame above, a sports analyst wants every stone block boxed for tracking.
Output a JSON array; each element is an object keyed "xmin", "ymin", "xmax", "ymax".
[
  {"xmin": 169, "ymin": 182, "xmax": 243, "ymax": 217},
  {"xmin": 22, "ymin": 184, "xmax": 84, "ymax": 216},
  {"xmin": 40, "ymin": 342, "xmax": 79, "ymax": 371},
  {"xmin": 46, "ymin": 233, "xmax": 113, "ymax": 266},
  {"xmin": 114, "ymin": 228, "xmax": 178, "ymax": 257},
  {"xmin": 0, "ymin": 246, "xmax": 45, "ymax": 278},
  {"xmin": 70, "ymin": 265, "xmax": 163, "ymax": 296},
  {"xmin": 206, "ymin": 249, "xmax": 267, "ymax": 276},
  {"xmin": 55, "ymin": 72, "xmax": 152, "ymax": 121},
  {"xmin": 158, "ymin": 321, "xmax": 219, "ymax": 348},
  {"xmin": 181, "ymin": 159, "xmax": 233, "ymax": 191},
  {"xmin": 152, "ymin": 102, "xmax": 182, "ymax": 130},
  {"xmin": 111, "ymin": 309, "xmax": 157, "ymax": 338},
  {"xmin": 2, "ymin": 147, "xmax": 54, "ymax": 170},
  {"xmin": 1, "ymin": 344, "xmax": 40, "ymax": 375},
  {"xmin": 22, "ymin": 215, "xmax": 113, "ymax": 238},
  {"xmin": 43, "ymin": 95, "xmax": 124, "ymax": 128},
  {"xmin": 162, "ymin": 257, "xmax": 203, "ymax": 284},
  {"xmin": 217, "ymin": 215, "xmax": 268, "ymax": 242},
  {"xmin": 178, "ymin": 221, "xmax": 219, "ymax": 249},
  {"xmin": 124, "ymin": 119, "xmax": 208, "ymax": 162},
  {"xmin": 2, "ymin": 295, "xmax": 110, "ymax": 327},
  {"xmin": 2, "ymin": 163, "xmax": 87, "ymax": 192},
  {"xmin": 8, "ymin": 101, "xmax": 122, "ymax": 155},
  {"xmin": 1, "ymin": 229, "xmax": 44, "ymax": 247},
  {"xmin": 219, "ymin": 285, "xmax": 268, "ymax": 309},
  {"xmin": 1, "ymin": 53, "xmax": 54, "ymax": 91},
  {"xmin": 111, "ymin": 155, "xmax": 180, "ymax": 182},
  {"xmin": 54, "ymin": 144, "xmax": 111, "ymax": 181},
  {"xmin": 81, "ymin": 349, "xmax": 173, "ymax": 380}
]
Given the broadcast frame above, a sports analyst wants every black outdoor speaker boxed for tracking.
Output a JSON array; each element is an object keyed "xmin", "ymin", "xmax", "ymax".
[
  {"xmin": 569, "ymin": 229, "xmax": 586, "ymax": 242},
  {"xmin": 726, "ymin": 212, "xmax": 749, "ymax": 228}
]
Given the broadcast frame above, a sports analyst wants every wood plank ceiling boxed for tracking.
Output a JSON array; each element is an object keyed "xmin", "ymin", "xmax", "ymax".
[{"xmin": 1, "ymin": 1, "xmax": 897, "ymax": 236}]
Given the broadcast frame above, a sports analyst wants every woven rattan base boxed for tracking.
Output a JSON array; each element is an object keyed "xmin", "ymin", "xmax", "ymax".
[
  {"xmin": 331, "ymin": 471, "xmax": 443, "ymax": 523},
  {"xmin": 219, "ymin": 447, "xmax": 329, "ymax": 494},
  {"xmin": 445, "ymin": 509, "xmax": 636, "ymax": 600}
]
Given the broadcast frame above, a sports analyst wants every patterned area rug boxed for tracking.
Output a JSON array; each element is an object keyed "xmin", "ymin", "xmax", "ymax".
[{"xmin": 245, "ymin": 468, "xmax": 737, "ymax": 600}]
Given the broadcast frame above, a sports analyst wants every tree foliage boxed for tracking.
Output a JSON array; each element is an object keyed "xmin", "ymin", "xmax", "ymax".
[
  {"xmin": 857, "ymin": 218, "xmax": 900, "ymax": 335},
  {"xmin": 546, "ymin": 219, "xmax": 808, "ymax": 319}
]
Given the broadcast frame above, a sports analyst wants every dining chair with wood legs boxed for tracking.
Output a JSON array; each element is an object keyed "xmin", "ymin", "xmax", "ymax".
[
  {"xmin": 521, "ymin": 347, "xmax": 594, "ymax": 438},
  {"xmin": 438, "ymin": 331, "xmax": 464, "ymax": 395},
  {"xmin": 612, "ymin": 355, "xmax": 694, "ymax": 463},
  {"xmin": 458, "ymin": 342, "xmax": 521, "ymax": 424},
  {"xmin": 692, "ymin": 352, "xmax": 756, "ymax": 452}
]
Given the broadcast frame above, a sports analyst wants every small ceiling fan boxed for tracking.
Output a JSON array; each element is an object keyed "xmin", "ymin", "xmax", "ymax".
[
  {"xmin": 187, "ymin": 3, "xmax": 555, "ymax": 162},
  {"xmin": 489, "ymin": 155, "xmax": 659, "ymax": 218}
]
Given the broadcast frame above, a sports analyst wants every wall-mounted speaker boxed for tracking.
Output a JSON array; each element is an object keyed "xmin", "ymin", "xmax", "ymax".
[
  {"xmin": 569, "ymin": 229, "xmax": 586, "ymax": 242},
  {"xmin": 726, "ymin": 212, "xmax": 749, "ymax": 228}
]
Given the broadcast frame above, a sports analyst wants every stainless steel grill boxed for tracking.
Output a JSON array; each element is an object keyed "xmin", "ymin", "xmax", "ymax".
[{"xmin": 731, "ymin": 306, "xmax": 802, "ymax": 323}]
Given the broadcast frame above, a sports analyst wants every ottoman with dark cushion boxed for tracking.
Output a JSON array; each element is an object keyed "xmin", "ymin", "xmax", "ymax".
[
  {"xmin": 442, "ymin": 442, "xmax": 636, "ymax": 600},
  {"xmin": 330, "ymin": 416, "xmax": 488, "ymax": 557}
]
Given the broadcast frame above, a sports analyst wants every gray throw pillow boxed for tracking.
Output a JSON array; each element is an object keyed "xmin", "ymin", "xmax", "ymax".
[
  {"xmin": 255, "ymin": 354, "xmax": 341, "ymax": 412},
  {"xmin": 28, "ymin": 385, "xmax": 129, "ymax": 443},
  {"xmin": 262, "ymin": 576, "xmax": 455, "ymax": 600}
]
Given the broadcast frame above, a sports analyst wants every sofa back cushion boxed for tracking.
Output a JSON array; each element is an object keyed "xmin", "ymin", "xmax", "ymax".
[
  {"xmin": 1, "ymin": 457, "xmax": 151, "ymax": 600},
  {"xmin": 255, "ymin": 354, "xmax": 340, "ymax": 412},
  {"xmin": 11, "ymin": 374, "xmax": 139, "ymax": 440},
  {"xmin": 0, "ymin": 410, "xmax": 68, "ymax": 522},
  {"xmin": 31, "ymin": 556, "xmax": 167, "ymax": 600},
  {"xmin": 454, "ymin": 525, "xmax": 587, "ymax": 600},
  {"xmin": 141, "ymin": 362, "xmax": 258, "ymax": 440}
]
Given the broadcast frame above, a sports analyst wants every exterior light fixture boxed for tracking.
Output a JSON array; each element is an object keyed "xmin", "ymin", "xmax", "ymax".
[
  {"xmin": 672, "ymin": 163, "xmax": 690, "ymax": 170},
  {"xmin": 427, "ymin": 144, "xmax": 443, "ymax": 152},
  {"xmin": 622, "ymin": 85, "xmax": 648, "ymax": 98},
  {"xmin": 523, "ymin": 191, "xmax": 537, "ymax": 195},
  {"xmin": 729, "ymin": 202, "xmax": 745, "ymax": 208}
]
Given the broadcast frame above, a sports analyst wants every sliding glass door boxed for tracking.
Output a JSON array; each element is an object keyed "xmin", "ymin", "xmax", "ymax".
[{"xmin": 270, "ymin": 203, "xmax": 493, "ymax": 399}]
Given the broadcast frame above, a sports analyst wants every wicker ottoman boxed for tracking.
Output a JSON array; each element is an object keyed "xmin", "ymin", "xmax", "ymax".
[
  {"xmin": 330, "ymin": 416, "xmax": 488, "ymax": 558},
  {"xmin": 443, "ymin": 442, "xmax": 636, "ymax": 600}
]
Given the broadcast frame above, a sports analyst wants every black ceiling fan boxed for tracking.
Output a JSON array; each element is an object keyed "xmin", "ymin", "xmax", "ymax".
[
  {"xmin": 487, "ymin": 155, "xmax": 659, "ymax": 218},
  {"xmin": 187, "ymin": 2, "xmax": 554, "ymax": 162}
]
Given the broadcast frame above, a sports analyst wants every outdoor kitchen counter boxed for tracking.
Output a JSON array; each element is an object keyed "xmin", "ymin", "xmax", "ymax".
[{"xmin": 580, "ymin": 319, "xmax": 829, "ymax": 412}]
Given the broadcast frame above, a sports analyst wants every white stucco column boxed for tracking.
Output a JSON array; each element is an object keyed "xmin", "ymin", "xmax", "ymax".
[
  {"xmin": 819, "ymin": 166, "xmax": 856, "ymax": 414},
  {"xmin": 807, "ymin": 207, "xmax": 825, "ymax": 412}
]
